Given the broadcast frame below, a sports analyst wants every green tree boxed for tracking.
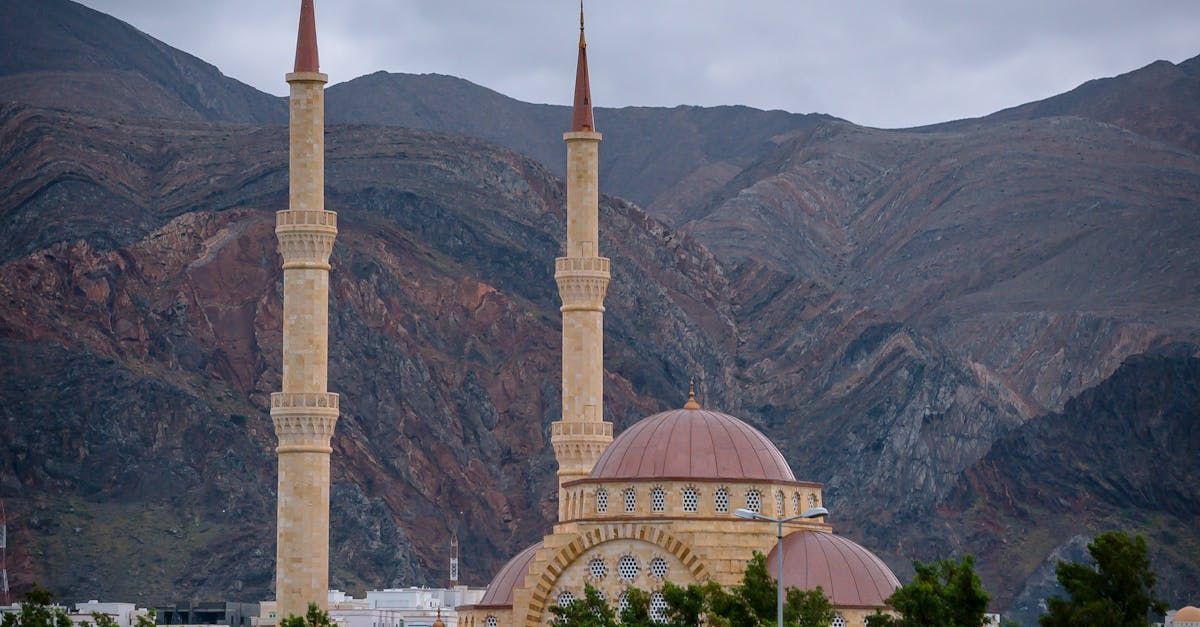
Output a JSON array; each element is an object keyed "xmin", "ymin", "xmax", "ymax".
[
  {"xmin": 88, "ymin": 614, "xmax": 119, "ymax": 627},
  {"xmin": 786, "ymin": 587, "xmax": 836, "ymax": 627},
  {"xmin": 660, "ymin": 581, "xmax": 706, "ymax": 627},
  {"xmin": 548, "ymin": 584, "xmax": 619, "ymax": 627},
  {"xmin": 618, "ymin": 587, "xmax": 654, "ymax": 626},
  {"xmin": 133, "ymin": 609, "xmax": 157, "ymax": 627},
  {"xmin": 0, "ymin": 585, "xmax": 73, "ymax": 627},
  {"xmin": 279, "ymin": 603, "xmax": 332, "ymax": 627},
  {"xmin": 880, "ymin": 555, "xmax": 989, "ymax": 627},
  {"xmin": 1040, "ymin": 532, "xmax": 1166, "ymax": 627}
]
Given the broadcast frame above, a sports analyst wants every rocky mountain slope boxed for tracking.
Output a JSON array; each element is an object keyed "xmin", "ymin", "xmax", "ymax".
[
  {"xmin": 938, "ymin": 350, "xmax": 1200, "ymax": 622},
  {"xmin": 1, "ymin": 0, "xmax": 1198, "ymax": 618},
  {"xmin": 0, "ymin": 0, "xmax": 284, "ymax": 123}
]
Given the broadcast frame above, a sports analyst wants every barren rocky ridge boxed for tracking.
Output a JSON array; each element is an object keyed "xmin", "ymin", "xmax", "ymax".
[{"xmin": 0, "ymin": 0, "xmax": 1197, "ymax": 620}]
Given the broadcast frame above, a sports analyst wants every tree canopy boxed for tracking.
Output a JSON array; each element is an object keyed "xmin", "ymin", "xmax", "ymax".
[
  {"xmin": 0, "ymin": 585, "xmax": 72, "ymax": 627},
  {"xmin": 868, "ymin": 555, "xmax": 989, "ymax": 627},
  {"xmin": 547, "ymin": 551, "xmax": 837, "ymax": 627},
  {"xmin": 1040, "ymin": 532, "xmax": 1166, "ymax": 627}
]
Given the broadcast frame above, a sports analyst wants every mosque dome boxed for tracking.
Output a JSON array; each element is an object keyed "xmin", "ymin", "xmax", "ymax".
[
  {"xmin": 766, "ymin": 530, "xmax": 901, "ymax": 608},
  {"xmin": 588, "ymin": 398, "xmax": 795, "ymax": 482},
  {"xmin": 478, "ymin": 541, "xmax": 542, "ymax": 607},
  {"xmin": 1177, "ymin": 606, "xmax": 1200, "ymax": 622}
]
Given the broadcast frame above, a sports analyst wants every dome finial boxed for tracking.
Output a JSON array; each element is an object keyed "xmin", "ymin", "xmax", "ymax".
[{"xmin": 684, "ymin": 378, "xmax": 701, "ymax": 410}]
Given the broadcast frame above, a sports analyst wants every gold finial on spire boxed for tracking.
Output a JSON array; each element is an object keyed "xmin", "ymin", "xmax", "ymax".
[{"xmin": 684, "ymin": 378, "xmax": 701, "ymax": 410}]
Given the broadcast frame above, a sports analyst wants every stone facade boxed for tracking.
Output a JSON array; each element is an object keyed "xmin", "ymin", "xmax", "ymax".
[{"xmin": 272, "ymin": 67, "xmax": 338, "ymax": 619}]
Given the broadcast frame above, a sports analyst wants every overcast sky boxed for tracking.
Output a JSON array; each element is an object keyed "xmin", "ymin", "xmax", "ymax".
[{"xmin": 78, "ymin": 0, "xmax": 1200, "ymax": 128}]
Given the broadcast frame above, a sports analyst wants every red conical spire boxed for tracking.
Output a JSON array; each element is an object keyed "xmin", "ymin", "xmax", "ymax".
[
  {"xmin": 571, "ymin": 1, "xmax": 595, "ymax": 132},
  {"xmin": 293, "ymin": 0, "xmax": 320, "ymax": 73}
]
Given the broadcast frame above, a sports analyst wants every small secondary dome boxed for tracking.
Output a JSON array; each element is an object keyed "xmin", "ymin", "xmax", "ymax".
[
  {"xmin": 1176, "ymin": 606, "xmax": 1200, "ymax": 622},
  {"xmin": 767, "ymin": 530, "xmax": 900, "ymax": 608},
  {"xmin": 589, "ymin": 402, "xmax": 795, "ymax": 481},
  {"xmin": 478, "ymin": 542, "xmax": 542, "ymax": 607}
]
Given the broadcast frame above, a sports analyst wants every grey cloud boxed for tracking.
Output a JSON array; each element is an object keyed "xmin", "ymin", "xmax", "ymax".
[{"xmin": 78, "ymin": 0, "xmax": 1200, "ymax": 128}]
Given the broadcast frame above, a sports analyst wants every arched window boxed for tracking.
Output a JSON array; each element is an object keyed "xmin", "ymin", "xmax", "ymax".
[
  {"xmin": 624, "ymin": 487, "xmax": 637, "ymax": 513},
  {"xmin": 775, "ymin": 490, "xmax": 785, "ymax": 516},
  {"xmin": 714, "ymin": 487, "xmax": 729, "ymax": 513},
  {"xmin": 792, "ymin": 492, "xmax": 801, "ymax": 515},
  {"xmin": 649, "ymin": 557, "xmax": 669, "ymax": 579},
  {"xmin": 485, "ymin": 617, "xmax": 497, "ymax": 627},
  {"xmin": 746, "ymin": 489, "xmax": 762, "ymax": 513},
  {"xmin": 588, "ymin": 557, "xmax": 607, "ymax": 580},
  {"xmin": 831, "ymin": 614, "xmax": 845, "ymax": 627},
  {"xmin": 596, "ymin": 488, "xmax": 608, "ymax": 513},
  {"xmin": 681, "ymin": 487, "xmax": 699, "ymax": 513},
  {"xmin": 618, "ymin": 555, "xmax": 640, "ymax": 581},
  {"xmin": 557, "ymin": 590, "xmax": 576, "ymax": 607},
  {"xmin": 649, "ymin": 592, "xmax": 669, "ymax": 623},
  {"xmin": 650, "ymin": 486, "xmax": 666, "ymax": 512},
  {"xmin": 809, "ymin": 493, "xmax": 818, "ymax": 509}
]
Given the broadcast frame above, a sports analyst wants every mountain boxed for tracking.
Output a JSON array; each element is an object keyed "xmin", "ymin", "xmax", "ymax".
[
  {"xmin": 937, "ymin": 350, "xmax": 1200, "ymax": 623},
  {"xmin": 1, "ymin": 0, "xmax": 1198, "ymax": 617},
  {"xmin": 0, "ymin": 0, "xmax": 284, "ymax": 123},
  {"xmin": 939, "ymin": 55, "xmax": 1200, "ymax": 155},
  {"xmin": 327, "ymin": 71, "xmax": 831, "ymax": 225}
]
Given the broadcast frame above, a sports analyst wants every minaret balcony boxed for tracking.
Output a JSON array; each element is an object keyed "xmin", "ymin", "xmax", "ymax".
[{"xmin": 555, "ymin": 256, "xmax": 610, "ymax": 277}]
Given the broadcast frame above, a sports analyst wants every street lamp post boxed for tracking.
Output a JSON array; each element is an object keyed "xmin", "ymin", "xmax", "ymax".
[{"xmin": 735, "ymin": 506, "xmax": 829, "ymax": 627}]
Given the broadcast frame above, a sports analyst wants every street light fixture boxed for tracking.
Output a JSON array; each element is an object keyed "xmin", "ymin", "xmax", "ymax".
[{"xmin": 733, "ymin": 506, "xmax": 829, "ymax": 627}]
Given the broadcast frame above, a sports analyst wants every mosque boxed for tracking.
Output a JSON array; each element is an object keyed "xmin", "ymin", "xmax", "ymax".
[{"xmin": 269, "ymin": 2, "xmax": 900, "ymax": 627}]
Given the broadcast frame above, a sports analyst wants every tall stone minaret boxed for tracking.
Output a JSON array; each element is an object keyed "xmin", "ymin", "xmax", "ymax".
[
  {"xmin": 551, "ymin": 5, "xmax": 612, "ymax": 520},
  {"xmin": 271, "ymin": 0, "xmax": 338, "ymax": 617}
]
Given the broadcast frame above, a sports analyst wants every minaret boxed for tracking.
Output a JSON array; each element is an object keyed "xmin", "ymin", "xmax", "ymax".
[
  {"xmin": 551, "ymin": 3, "xmax": 612, "ymax": 520},
  {"xmin": 271, "ymin": 0, "xmax": 338, "ymax": 618}
]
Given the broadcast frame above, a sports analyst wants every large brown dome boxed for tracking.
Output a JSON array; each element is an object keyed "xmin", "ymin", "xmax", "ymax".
[
  {"xmin": 588, "ymin": 407, "xmax": 795, "ymax": 482},
  {"xmin": 477, "ymin": 541, "xmax": 542, "ymax": 607},
  {"xmin": 766, "ymin": 530, "xmax": 900, "ymax": 608}
]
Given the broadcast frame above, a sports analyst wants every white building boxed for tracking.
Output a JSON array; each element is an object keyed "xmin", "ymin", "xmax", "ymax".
[
  {"xmin": 68, "ymin": 601, "xmax": 150, "ymax": 627},
  {"xmin": 256, "ymin": 587, "xmax": 485, "ymax": 627}
]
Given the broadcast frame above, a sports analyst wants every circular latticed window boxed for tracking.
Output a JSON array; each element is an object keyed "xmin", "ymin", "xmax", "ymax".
[
  {"xmin": 649, "ymin": 557, "xmax": 669, "ymax": 579},
  {"xmin": 650, "ymin": 487, "xmax": 666, "ymax": 512},
  {"xmin": 618, "ymin": 555, "xmax": 640, "ymax": 581},
  {"xmin": 775, "ymin": 491, "xmax": 784, "ymax": 515},
  {"xmin": 485, "ymin": 617, "xmax": 498, "ymax": 627},
  {"xmin": 792, "ymin": 492, "xmax": 801, "ymax": 515},
  {"xmin": 746, "ymin": 489, "xmax": 762, "ymax": 513},
  {"xmin": 596, "ymin": 488, "xmax": 608, "ymax": 513},
  {"xmin": 558, "ymin": 590, "xmax": 576, "ymax": 607},
  {"xmin": 588, "ymin": 557, "xmax": 607, "ymax": 580},
  {"xmin": 682, "ymin": 487, "xmax": 698, "ymax": 513},
  {"xmin": 624, "ymin": 488, "xmax": 637, "ymax": 513},
  {"xmin": 714, "ymin": 487, "xmax": 729, "ymax": 513},
  {"xmin": 649, "ymin": 591, "xmax": 669, "ymax": 623},
  {"xmin": 831, "ymin": 614, "xmax": 845, "ymax": 627}
]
